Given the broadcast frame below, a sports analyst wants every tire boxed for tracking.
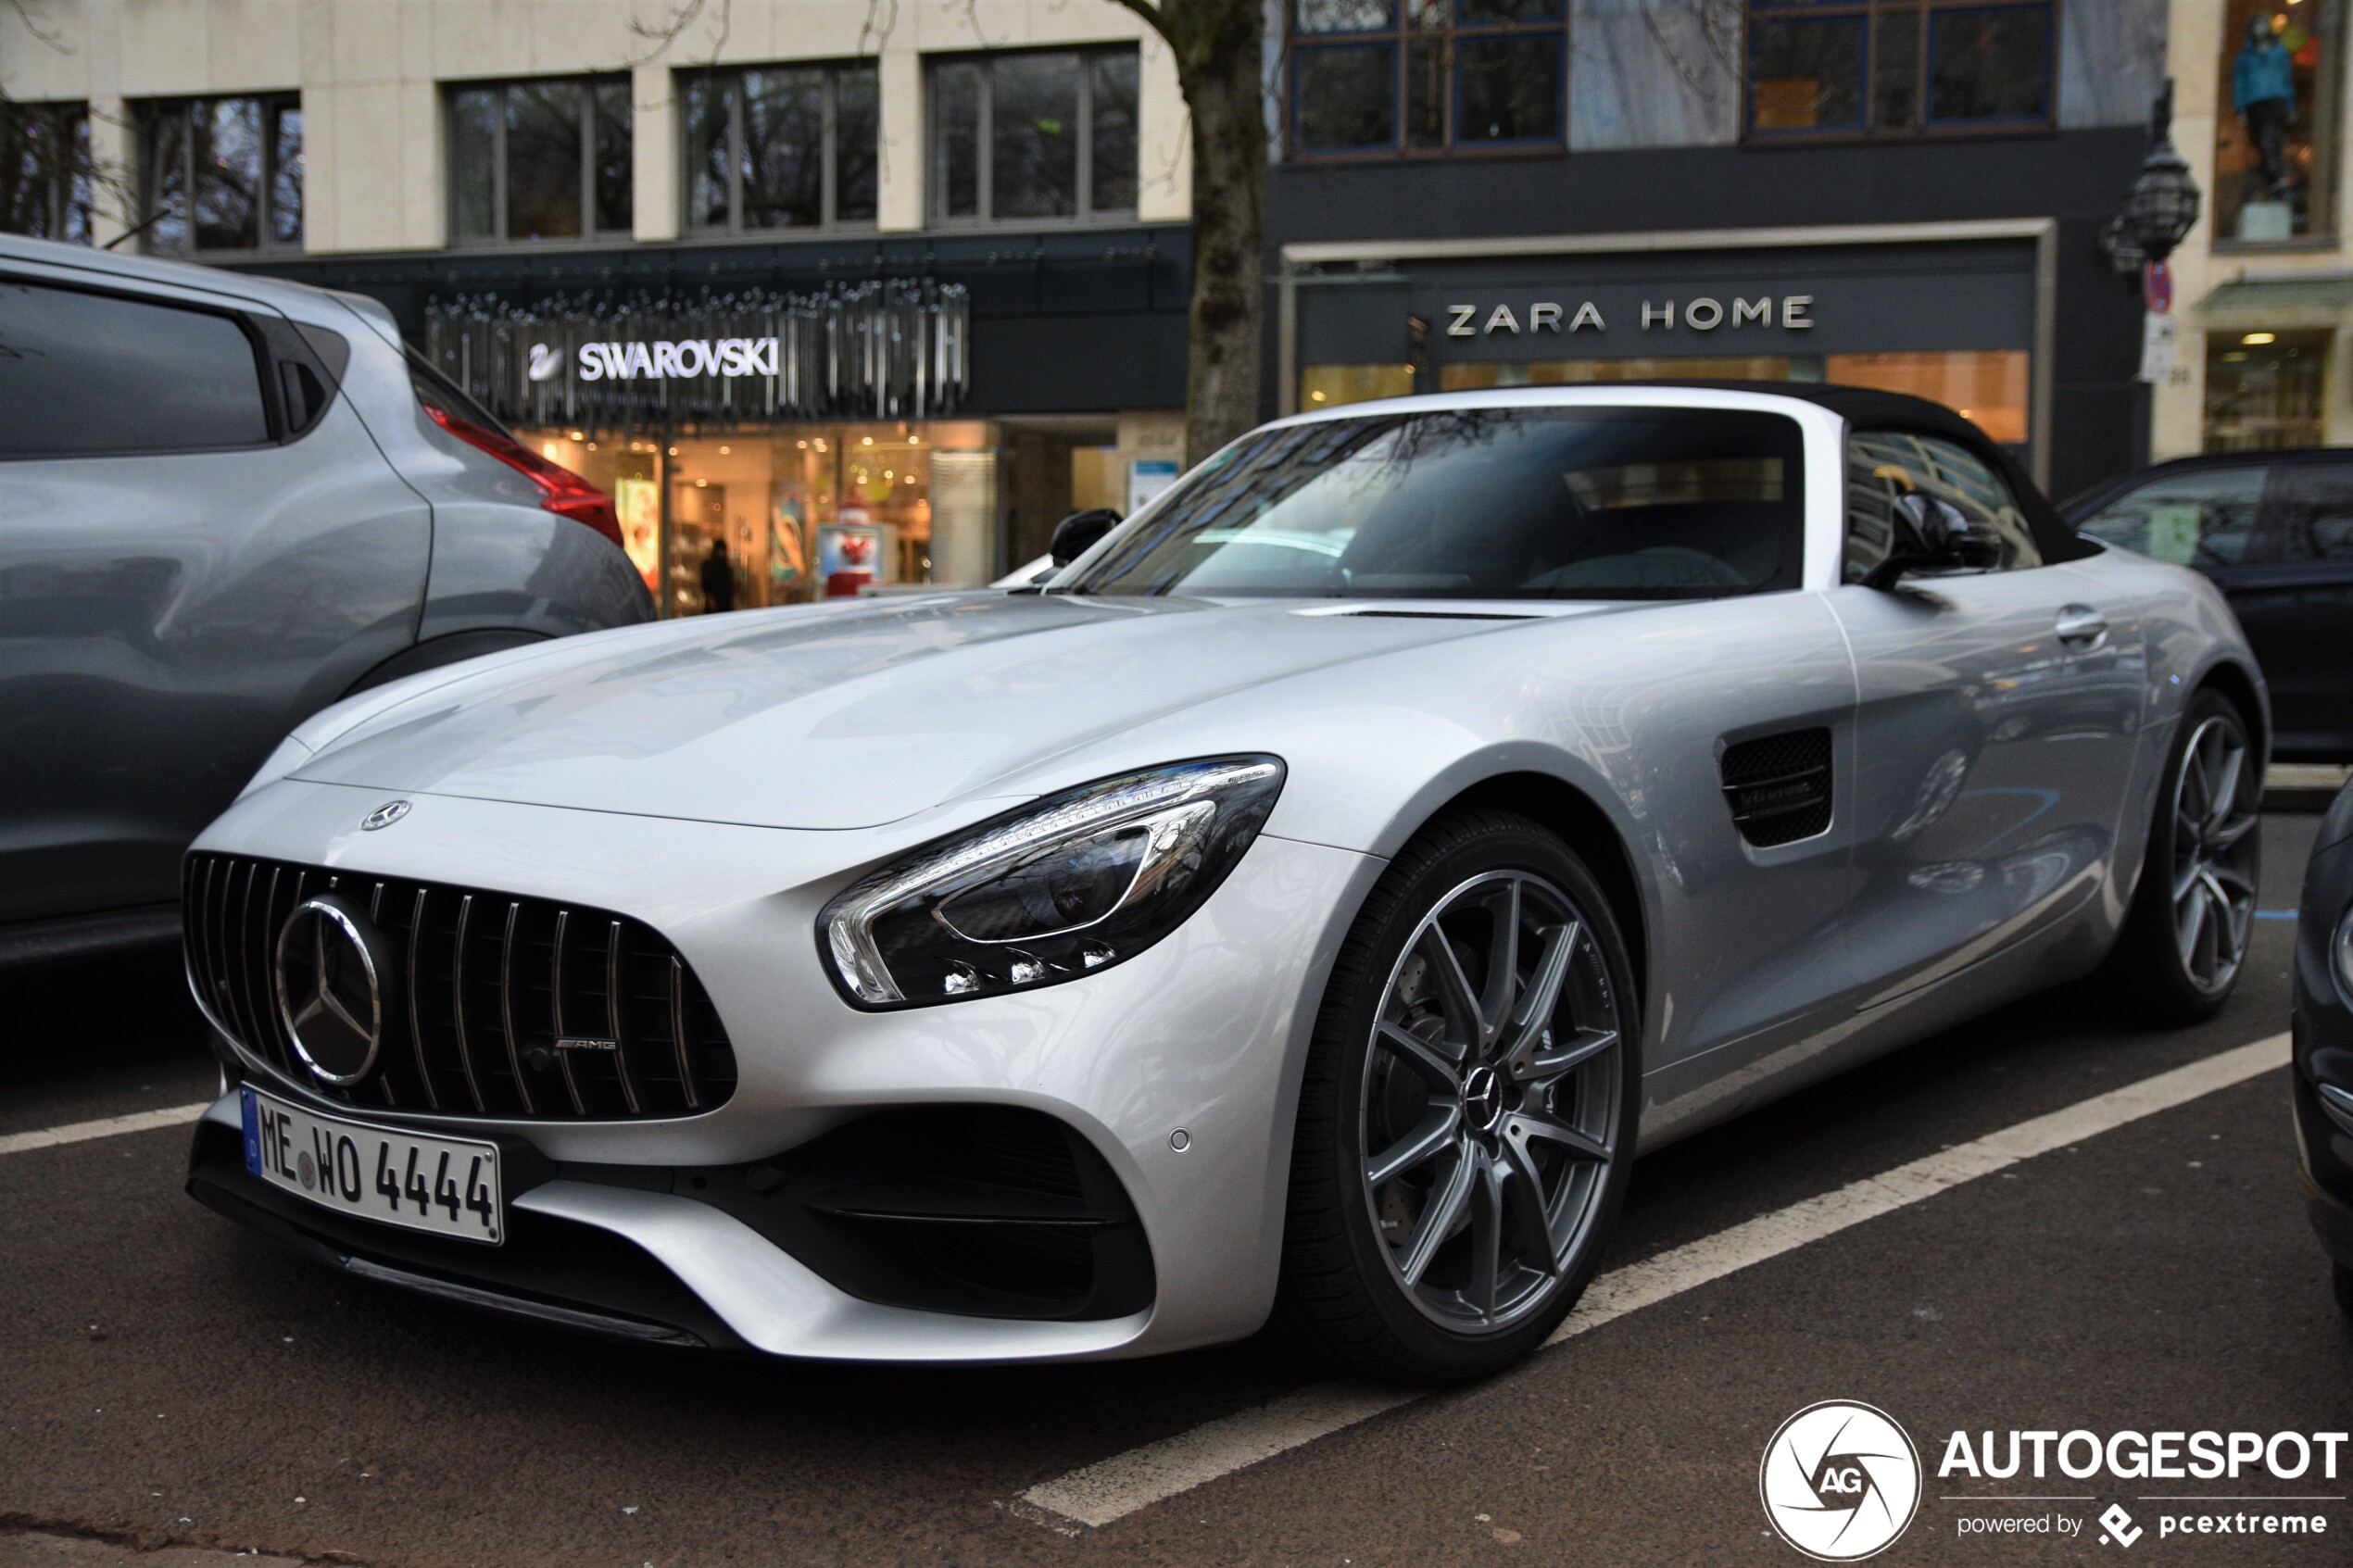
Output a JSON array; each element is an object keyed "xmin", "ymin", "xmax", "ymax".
[
  {"xmin": 1272, "ymin": 808, "xmax": 1640, "ymax": 1384},
  {"xmin": 2335, "ymin": 1263, "xmax": 2353, "ymax": 1323},
  {"xmin": 2107, "ymin": 688, "xmax": 2263, "ymax": 1025}
]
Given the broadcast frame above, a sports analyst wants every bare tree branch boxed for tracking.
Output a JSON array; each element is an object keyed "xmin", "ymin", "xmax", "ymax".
[
  {"xmin": 623, "ymin": 0, "xmax": 736, "ymax": 68},
  {"xmin": 6, "ymin": 0, "xmax": 70, "ymax": 53}
]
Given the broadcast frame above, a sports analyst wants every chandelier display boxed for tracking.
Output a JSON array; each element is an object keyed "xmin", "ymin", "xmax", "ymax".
[{"xmin": 422, "ymin": 280, "xmax": 972, "ymax": 428}]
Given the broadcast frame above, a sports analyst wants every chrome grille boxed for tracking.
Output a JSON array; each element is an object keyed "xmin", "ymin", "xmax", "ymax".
[{"xmin": 183, "ymin": 853, "xmax": 737, "ymax": 1120}]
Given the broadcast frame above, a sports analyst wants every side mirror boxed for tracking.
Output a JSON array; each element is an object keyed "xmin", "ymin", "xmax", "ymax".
[
  {"xmin": 1050, "ymin": 508, "xmax": 1123, "ymax": 568},
  {"xmin": 1865, "ymin": 494, "xmax": 2003, "ymax": 589}
]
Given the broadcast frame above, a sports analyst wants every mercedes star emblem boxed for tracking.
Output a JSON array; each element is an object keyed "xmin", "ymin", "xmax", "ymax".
[
  {"xmin": 361, "ymin": 799, "xmax": 411, "ymax": 831},
  {"xmin": 273, "ymin": 895, "xmax": 385, "ymax": 1086}
]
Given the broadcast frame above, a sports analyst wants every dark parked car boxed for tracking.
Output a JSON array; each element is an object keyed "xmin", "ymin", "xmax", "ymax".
[
  {"xmin": 0, "ymin": 235, "xmax": 651, "ymax": 967},
  {"xmin": 2071, "ymin": 450, "xmax": 2353, "ymax": 760},
  {"xmin": 2293, "ymin": 780, "xmax": 2353, "ymax": 1320}
]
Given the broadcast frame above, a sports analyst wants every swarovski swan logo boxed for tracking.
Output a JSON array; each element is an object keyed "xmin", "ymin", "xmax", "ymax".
[
  {"xmin": 361, "ymin": 799, "xmax": 411, "ymax": 831},
  {"xmin": 273, "ymin": 896, "xmax": 384, "ymax": 1087},
  {"xmin": 527, "ymin": 342, "xmax": 561, "ymax": 383}
]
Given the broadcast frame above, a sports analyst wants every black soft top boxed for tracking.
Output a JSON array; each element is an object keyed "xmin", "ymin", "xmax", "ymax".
[{"xmin": 1616, "ymin": 380, "xmax": 2095, "ymax": 564}]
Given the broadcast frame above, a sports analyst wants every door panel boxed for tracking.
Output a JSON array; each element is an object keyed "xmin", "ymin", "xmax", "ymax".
[
  {"xmin": 1831, "ymin": 565, "xmax": 2143, "ymax": 1006},
  {"xmin": 0, "ymin": 395, "xmax": 429, "ymax": 922}
]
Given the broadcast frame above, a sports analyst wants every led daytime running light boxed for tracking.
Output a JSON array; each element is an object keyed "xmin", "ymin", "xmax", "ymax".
[{"xmin": 823, "ymin": 758, "xmax": 1284, "ymax": 1007}]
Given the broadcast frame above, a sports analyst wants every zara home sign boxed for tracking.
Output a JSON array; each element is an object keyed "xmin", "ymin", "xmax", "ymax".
[{"xmin": 1444, "ymin": 295, "xmax": 1816, "ymax": 337}]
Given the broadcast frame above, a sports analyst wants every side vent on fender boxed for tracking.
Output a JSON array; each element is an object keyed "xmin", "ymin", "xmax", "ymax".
[{"xmin": 1718, "ymin": 728, "xmax": 1833, "ymax": 847}]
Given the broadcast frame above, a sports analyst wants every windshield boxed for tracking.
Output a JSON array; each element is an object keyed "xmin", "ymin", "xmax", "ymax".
[{"xmin": 1065, "ymin": 407, "xmax": 1807, "ymax": 599}]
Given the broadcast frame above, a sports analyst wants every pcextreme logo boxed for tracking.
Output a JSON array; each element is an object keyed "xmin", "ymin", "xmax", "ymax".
[{"xmin": 1760, "ymin": 1400, "xmax": 1925, "ymax": 1562}]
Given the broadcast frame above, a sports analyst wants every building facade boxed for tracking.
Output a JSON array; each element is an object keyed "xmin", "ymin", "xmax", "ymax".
[
  {"xmin": 6, "ymin": 0, "xmax": 2184, "ymax": 606},
  {"xmin": 2151, "ymin": 0, "xmax": 2353, "ymax": 455}
]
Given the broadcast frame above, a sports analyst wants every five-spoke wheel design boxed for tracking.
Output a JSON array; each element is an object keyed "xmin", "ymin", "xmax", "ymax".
[
  {"xmin": 1358, "ymin": 870, "xmax": 1623, "ymax": 1335},
  {"xmin": 2168, "ymin": 712, "xmax": 2259, "ymax": 996}
]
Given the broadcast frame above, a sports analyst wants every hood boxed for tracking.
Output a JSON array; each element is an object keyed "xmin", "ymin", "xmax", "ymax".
[{"xmin": 290, "ymin": 594, "xmax": 1574, "ymax": 829}]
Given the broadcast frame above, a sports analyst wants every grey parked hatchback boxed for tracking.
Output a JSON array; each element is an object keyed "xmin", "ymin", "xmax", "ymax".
[{"xmin": 0, "ymin": 236, "xmax": 651, "ymax": 966}]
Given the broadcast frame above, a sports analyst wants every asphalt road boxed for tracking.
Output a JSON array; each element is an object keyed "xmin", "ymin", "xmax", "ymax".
[{"xmin": 2, "ymin": 812, "xmax": 2344, "ymax": 1568}]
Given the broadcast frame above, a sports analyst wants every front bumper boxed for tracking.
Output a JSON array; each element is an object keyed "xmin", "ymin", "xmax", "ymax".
[{"xmin": 186, "ymin": 777, "xmax": 1381, "ymax": 1361}]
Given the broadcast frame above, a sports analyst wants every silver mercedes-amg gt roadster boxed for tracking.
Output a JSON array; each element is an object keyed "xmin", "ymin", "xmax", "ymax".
[{"xmin": 182, "ymin": 384, "xmax": 2265, "ymax": 1381}]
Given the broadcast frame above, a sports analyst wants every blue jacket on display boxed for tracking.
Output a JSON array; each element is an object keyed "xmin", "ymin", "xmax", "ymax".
[{"xmin": 2235, "ymin": 42, "xmax": 2295, "ymax": 112}]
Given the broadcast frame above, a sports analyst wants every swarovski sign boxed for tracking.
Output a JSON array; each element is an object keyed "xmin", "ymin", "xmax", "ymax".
[
  {"xmin": 1444, "ymin": 295, "xmax": 1816, "ymax": 337},
  {"xmin": 572, "ymin": 336, "xmax": 786, "ymax": 381},
  {"xmin": 426, "ymin": 279, "xmax": 971, "ymax": 425}
]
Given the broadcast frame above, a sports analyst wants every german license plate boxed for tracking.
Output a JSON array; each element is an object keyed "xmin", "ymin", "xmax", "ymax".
[{"xmin": 240, "ymin": 1086, "xmax": 503, "ymax": 1245}]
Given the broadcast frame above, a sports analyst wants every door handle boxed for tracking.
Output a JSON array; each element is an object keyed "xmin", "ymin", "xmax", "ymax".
[{"xmin": 2055, "ymin": 605, "xmax": 2108, "ymax": 650}]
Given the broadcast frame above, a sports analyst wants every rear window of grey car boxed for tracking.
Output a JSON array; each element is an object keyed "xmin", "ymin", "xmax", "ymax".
[
  {"xmin": 1066, "ymin": 407, "xmax": 1806, "ymax": 600},
  {"xmin": 0, "ymin": 278, "xmax": 269, "ymax": 458}
]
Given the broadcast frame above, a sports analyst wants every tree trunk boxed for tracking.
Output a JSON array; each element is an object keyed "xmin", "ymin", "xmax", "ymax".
[{"xmin": 1177, "ymin": 17, "xmax": 1267, "ymax": 465}]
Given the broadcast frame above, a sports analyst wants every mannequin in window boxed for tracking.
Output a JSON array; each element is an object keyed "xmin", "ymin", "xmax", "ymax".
[{"xmin": 2234, "ymin": 14, "xmax": 2296, "ymax": 202}]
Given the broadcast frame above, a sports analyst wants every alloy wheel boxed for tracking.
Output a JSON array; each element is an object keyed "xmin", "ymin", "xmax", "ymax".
[
  {"xmin": 1357, "ymin": 870, "xmax": 1623, "ymax": 1335},
  {"xmin": 2169, "ymin": 713, "xmax": 2259, "ymax": 994}
]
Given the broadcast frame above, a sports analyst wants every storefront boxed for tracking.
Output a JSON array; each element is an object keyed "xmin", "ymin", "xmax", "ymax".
[
  {"xmin": 422, "ymin": 279, "xmax": 1184, "ymax": 614},
  {"xmin": 1278, "ymin": 221, "xmax": 2055, "ymax": 484},
  {"xmin": 2186, "ymin": 274, "xmax": 2353, "ymax": 452}
]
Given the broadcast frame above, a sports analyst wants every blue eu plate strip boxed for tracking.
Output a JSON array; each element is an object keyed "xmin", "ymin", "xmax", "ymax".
[{"xmin": 240, "ymin": 1087, "xmax": 262, "ymax": 1175}]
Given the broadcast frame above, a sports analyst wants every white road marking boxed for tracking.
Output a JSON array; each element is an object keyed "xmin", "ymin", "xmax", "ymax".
[
  {"xmin": 1016, "ymin": 1032, "xmax": 2292, "ymax": 1531},
  {"xmin": 0, "ymin": 1102, "xmax": 211, "ymax": 1159}
]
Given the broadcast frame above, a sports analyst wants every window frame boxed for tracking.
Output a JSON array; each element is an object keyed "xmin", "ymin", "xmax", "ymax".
[
  {"xmin": 445, "ymin": 76, "xmax": 633, "ymax": 249},
  {"xmin": 5, "ymin": 100, "xmax": 95, "ymax": 244},
  {"xmin": 925, "ymin": 46, "xmax": 1143, "ymax": 228},
  {"xmin": 1742, "ymin": 0, "xmax": 2058, "ymax": 144},
  {"xmin": 1284, "ymin": 0, "xmax": 1572, "ymax": 162},
  {"xmin": 136, "ymin": 93, "xmax": 303, "ymax": 256},
  {"xmin": 681, "ymin": 59, "xmax": 878, "ymax": 236}
]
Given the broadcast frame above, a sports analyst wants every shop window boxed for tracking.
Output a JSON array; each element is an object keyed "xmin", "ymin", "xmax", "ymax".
[
  {"xmin": 1288, "ymin": 0, "xmax": 1567, "ymax": 157},
  {"xmin": 2211, "ymin": 0, "xmax": 2344, "ymax": 243},
  {"xmin": 1302, "ymin": 362, "xmax": 1416, "ymax": 407},
  {"xmin": 2204, "ymin": 329, "xmax": 2330, "ymax": 449},
  {"xmin": 1437, "ymin": 357, "xmax": 1806, "ymax": 389},
  {"xmin": 137, "ymin": 94, "xmax": 302, "ymax": 254},
  {"xmin": 1744, "ymin": 0, "xmax": 2053, "ymax": 137},
  {"xmin": 684, "ymin": 62, "xmax": 876, "ymax": 232},
  {"xmin": 930, "ymin": 50, "xmax": 1139, "ymax": 224},
  {"xmin": 1822, "ymin": 350, "xmax": 2027, "ymax": 445},
  {"xmin": 4, "ymin": 100, "xmax": 95, "ymax": 244},
  {"xmin": 449, "ymin": 77, "xmax": 632, "ymax": 245},
  {"xmin": 1425, "ymin": 350, "xmax": 2026, "ymax": 445},
  {"xmin": 521, "ymin": 425, "xmax": 1003, "ymax": 616}
]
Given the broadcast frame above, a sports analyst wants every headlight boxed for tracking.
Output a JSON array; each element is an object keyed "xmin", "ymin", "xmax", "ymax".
[{"xmin": 819, "ymin": 756, "xmax": 1285, "ymax": 1008}]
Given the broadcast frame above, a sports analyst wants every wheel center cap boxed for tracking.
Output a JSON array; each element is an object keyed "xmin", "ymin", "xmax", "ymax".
[{"xmin": 1463, "ymin": 1065, "xmax": 1504, "ymax": 1132}]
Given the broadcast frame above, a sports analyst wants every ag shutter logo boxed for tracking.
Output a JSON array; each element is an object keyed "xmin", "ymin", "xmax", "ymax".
[{"xmin": 1761, "ymin": 1400, "xmax": 1924, "ymax": 1561}]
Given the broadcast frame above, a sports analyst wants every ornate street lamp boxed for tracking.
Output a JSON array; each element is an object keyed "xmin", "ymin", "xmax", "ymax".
[{"xmin": 2104, "ymin": 82, "xmax": 2202, "ymax": 275}]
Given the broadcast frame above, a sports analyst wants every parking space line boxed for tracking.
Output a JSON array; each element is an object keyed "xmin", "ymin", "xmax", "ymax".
[
  {"xmin": 1014, "ymin": 1032, "xmax": 2292, "ymax": 1532},
  {"xmin": 0, "ymin": 1102, "xmax": 212, "ymax": 1159}
]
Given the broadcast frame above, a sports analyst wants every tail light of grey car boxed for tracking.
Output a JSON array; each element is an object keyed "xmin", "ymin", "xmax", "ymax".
[
  {"xmin": 408, "ymin": 354, "xmax": 624, "ymax": 551},
  {"xmin": 420, "ymin": 400, "xmax": 625, "ymax": 551}
]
